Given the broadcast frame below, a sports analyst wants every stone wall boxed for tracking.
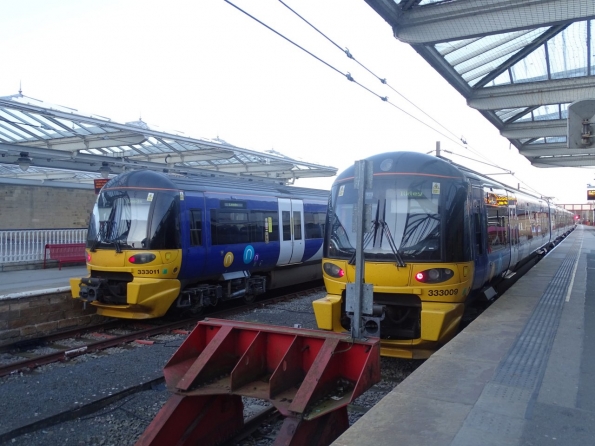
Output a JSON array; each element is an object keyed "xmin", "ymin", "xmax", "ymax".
[
  {"xmin": 0, "ymin": 184, "xmax": 96, "ymax": 230},
  {"xmin": 0, "ymin": 291, "xmax": 104, "ymax": 346}
]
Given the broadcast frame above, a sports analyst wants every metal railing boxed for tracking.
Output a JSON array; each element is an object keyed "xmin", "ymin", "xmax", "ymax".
[{"xmin": 0, "ymin": 229, "xmax": 87, "ymax": 265}]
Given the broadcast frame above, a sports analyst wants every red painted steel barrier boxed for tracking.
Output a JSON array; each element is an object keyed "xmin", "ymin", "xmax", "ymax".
[{"xmin": 136, "ymin": 318, "xmax": 381, "ymax": 446}]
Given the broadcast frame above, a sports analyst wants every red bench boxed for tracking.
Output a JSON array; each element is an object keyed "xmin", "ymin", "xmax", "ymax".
[{"xmin": 43, "ymin": 243, "xmax": 86, "ymax": 270}]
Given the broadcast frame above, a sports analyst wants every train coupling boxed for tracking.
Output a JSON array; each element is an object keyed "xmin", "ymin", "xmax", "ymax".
[
  {"xmin": 78, "ymin": 277, "xmax": 106, "ymax": 302},
  {"xmin": 347, "ymin": 304, "xmax": 385, "ymax": 338}
]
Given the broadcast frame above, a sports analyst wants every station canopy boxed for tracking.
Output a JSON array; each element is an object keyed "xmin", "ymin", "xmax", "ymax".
[
  {"xmin": 366, "ymin": 0, "xmax": 595, "ymax": 168},
  {"xmin": 0, "ymin": 94, "xmax": 337, "ymax": 187}
]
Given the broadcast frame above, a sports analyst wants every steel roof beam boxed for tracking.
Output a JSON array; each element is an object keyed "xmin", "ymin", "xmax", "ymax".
[
  {"xmin": 13, "ymin": 131, "xmax": 147, "ymax": 152},
  {"xmin": 518, "ymin": 143, "xmax": 574, "ymax": 156},
  {"xmin": 501, "ymin": 119, "xmax": 567, "ymax": 139},
  {"xmin": 134, "ymin": 150, "xmax": 236, "ymax": 164},
  {"xmin": 530, "ymin": 154, "xmax": 595, "ymax": 167},
  {"xmin": 369, "ymin": 0, "xmax": 595, "ymax": 45},
  {"xmin": 468, "ymin": 77, "xmax": 595, "ymax": 110}
]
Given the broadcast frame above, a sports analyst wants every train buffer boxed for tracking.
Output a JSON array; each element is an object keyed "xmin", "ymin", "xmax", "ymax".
[{"xmin": 136, "ymin": 318, "xmax": 381, "ymax": 446}]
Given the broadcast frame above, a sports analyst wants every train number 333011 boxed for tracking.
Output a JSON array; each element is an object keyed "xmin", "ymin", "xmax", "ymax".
[
  {"xmin": 137, "ymin": 269, "xmax": 160, "ymax": 275},
  {"xmin": 427, "ymin": 289, "xmax": 459, "ymax": 296}
]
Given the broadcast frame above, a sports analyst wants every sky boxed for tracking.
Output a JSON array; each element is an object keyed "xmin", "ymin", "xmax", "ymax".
[{"xmin": 1, "ymin": 0, "xmax": 594, "ymax": 204}]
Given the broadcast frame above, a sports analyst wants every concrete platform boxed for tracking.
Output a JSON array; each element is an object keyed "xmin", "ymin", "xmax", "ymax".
[
  {"xmin": 0, "ymin": 265, "xmax": 88, "ymax": 299},
  {"xmin": 334, "ymin": 224, "xmax": 594, "ymax": 446}
]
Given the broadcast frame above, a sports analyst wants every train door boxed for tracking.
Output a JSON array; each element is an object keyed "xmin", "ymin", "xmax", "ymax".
[
  {"xmin": 508, "ymin": 192, "xmax": 521, "ymax": 268},
  {"xmin": 178, "ymin": 195, "xmax": 206, "ymax": 279},
  {"xmin": 484, "ymin": 186, "xmax": 511, "ymax": 280},
  {"xmin": 471, "ymin": 184, "xmax": 489, "ymax": 289},
  {"xmin": 277, "ymin": 198, "xmax": 305, "ymax": 264}
]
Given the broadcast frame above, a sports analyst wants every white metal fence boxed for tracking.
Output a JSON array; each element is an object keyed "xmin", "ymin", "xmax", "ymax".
[{"xmin": 0, "ymin": 229, "xmax": 87, "ymax": 265}]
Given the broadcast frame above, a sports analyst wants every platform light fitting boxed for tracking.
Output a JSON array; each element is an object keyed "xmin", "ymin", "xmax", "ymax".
[
  {"xmin": 99, "ymin": 162, "xmax": 112, "ymax": 179},
  {"xmin": 17, "ymin": 152, "xmax": 32, "ymax": 172}
]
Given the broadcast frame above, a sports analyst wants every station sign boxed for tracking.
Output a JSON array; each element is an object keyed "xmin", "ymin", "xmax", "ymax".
[
  {"xmin": 588, "ymin": 190, "xmax": 595, "ymax": 200},
  {"xmin": 94, "ymin": 178, "xmax": 109, "ymax": 194}
]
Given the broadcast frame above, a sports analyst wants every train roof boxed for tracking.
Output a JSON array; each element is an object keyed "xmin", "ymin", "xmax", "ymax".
[
  {"xmin": 334, "ymin": 151, "xmax": 572, "ymax": 211},
  {"xmin": 334, "ymin": 151, "xmax": 466, "ymax": 183},
  {"xmin": 101, "ymin": 169, "xmax": 330, "ymax": 201}
]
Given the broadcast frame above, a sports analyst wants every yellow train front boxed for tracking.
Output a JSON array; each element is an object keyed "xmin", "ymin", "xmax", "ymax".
[{"xmin": 313, "ymin": 151, "xmax": 575, "ymax": 359}]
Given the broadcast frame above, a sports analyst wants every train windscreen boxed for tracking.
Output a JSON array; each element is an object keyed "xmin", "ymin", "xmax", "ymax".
[
  {"xmin": 325, "ymin": 175, "xmax": 468, "ymax": 262},
  {"xmin": 87, "ymin": 188, "xmax": 180, "ymax": 251}
]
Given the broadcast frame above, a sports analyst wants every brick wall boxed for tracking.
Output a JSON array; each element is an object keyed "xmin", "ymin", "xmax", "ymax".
[
  {"xmin": 0, "ymin": 184, "xmax": 96, "ymax": 230},
  {"xmin": 0, "ymin": 291, "xmax": 105, "ymax": 345}
]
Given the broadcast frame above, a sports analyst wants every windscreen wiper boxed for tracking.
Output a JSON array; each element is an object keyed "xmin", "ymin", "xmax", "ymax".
[{"xmin": 377, "ymin": 220, "xmax": 406, "ymax": 267}]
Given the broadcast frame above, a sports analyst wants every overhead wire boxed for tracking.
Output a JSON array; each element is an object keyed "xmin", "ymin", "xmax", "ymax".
[
  {"xmin": 225, "ymin": 0, "xmax": 551, "ymax": 199},
  {"xmin": 224, "ymin": 0, "xmax": 476, "ymax": 155},
  {"xmin": 276, "ymin": 0, "xmax": 510, "ymax": 173}
]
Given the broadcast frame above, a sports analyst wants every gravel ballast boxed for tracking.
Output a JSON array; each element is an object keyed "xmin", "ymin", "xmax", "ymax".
[{"xmin": 1, "ymin": 290, "xmax": 424, "ymax": 445}]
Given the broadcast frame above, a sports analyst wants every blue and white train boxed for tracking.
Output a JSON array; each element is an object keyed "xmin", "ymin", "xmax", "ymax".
[{"xmin": 71, "ymin": 170, "xmax": 328, "ymax": 319}]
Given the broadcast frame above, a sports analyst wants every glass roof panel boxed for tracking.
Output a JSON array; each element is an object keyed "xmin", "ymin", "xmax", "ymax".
[
  {"xmin": 533, "ymin": 104, "xmax": 561, "ymax": 121},
  {"xmin": 516, "ymin": 112, "xmax": 534, "ymax": 123},
  {"xmin": 417, "ymin": 0, "xmax": 447, "ymax": 5},
  {"xmin": 464, "ymin": 53, "xmax": 512, "ymax": 85},
  {"xmin": 487, "ymin": 70, "xmax": 512, "ymax": 87},
  {"xmin": 496, "ymin": 108, "xmax": 527, "ymax": 121},
  {"xmin": 561, "ymin": 103, "xmax": 569, "ymax": 119},
  {"xmin": 435, "ymin": 38, "xmax": 481, "ymax": 56},
  {"xmin": 546, "ymin": 136, "xmax": 567, "ymax": 143},
  {"xmin": 510, "ymin": 45, "xmax": 548, "ymax": 83},
  {"xmin": 548, "ymin": 21, "xmax": 588, "ymax": 79},
  {"xmin": 445, "ymin": 29, "xmax": 542, "ymax": 70}
]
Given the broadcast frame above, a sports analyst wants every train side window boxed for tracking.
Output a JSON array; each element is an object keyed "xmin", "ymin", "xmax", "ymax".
[
  {"xmin": 486, "ymin": 205, "xmax": 507, "ymax": 252},
  {"xmin": 474, "ymin": 213, "xmax": 483, "ymax": 255},
  {"xmin": 304, "ymin": 211, "xmax": 325, "ymax": 239},
  {"xmin": 246, "ymin": 210, "xmax": 279, "ymax": 243},
  {"xmin": 190, "ymin": 209, "xmax": 202, "ymax": 246},
  {"xmin": 293, "ymin": 210, "xmax": 302, "ymax": 240},
  {"xmin": 282, "ymin": 211, "xmax": 291, "ymax": 240},
  {"xmin": 211, "ymin": 210, "xmax": 250, "ymax": 245},
  {"xmin": 265, "ymin": 212, "xmax": 279, "ymax": 242}
]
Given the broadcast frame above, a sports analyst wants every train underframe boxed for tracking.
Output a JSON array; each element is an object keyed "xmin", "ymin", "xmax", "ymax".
[
  {"xmin": 72, "ymin": 261, "xmax": 322, "ymax": 320},
  {"xmin": 73, "ymin": 271, "xmax": 268, "ymax": 319}
]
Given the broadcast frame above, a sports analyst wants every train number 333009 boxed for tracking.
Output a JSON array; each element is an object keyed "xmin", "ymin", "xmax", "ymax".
[{"xmin": 427, "ymin": 289, "xmax": 459, "ymax": 296}]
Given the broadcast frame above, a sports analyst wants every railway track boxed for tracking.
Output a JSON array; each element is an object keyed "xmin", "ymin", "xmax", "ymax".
[
  {"xmin": 1, "ymin": 284, "xmax": 421, "ymax": 446},
  {"xmin": 0, "ymin": 285, "xmax": 325, "ymax": 378}
]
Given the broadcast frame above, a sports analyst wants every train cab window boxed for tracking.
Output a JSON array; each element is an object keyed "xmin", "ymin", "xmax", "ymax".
[
  {"xmin": 190, "ymin": 209, "xmax": 202, "ymax": 246},
  {"xmin": 148, "ymin": 193, "xmax": 180, "ymax": 250}
]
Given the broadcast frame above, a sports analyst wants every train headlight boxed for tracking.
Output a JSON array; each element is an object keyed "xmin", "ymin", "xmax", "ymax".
[
  {"xmin": 414, "ymin": 268, "xmax": 454, "ymax": 284},
  {"xmin": 323, "ymin": 262, "xmax": 345, "ymax": 278},
  {"xmin": 128, "ymin": 253, "xmax": 156, "ymax": 264}
]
